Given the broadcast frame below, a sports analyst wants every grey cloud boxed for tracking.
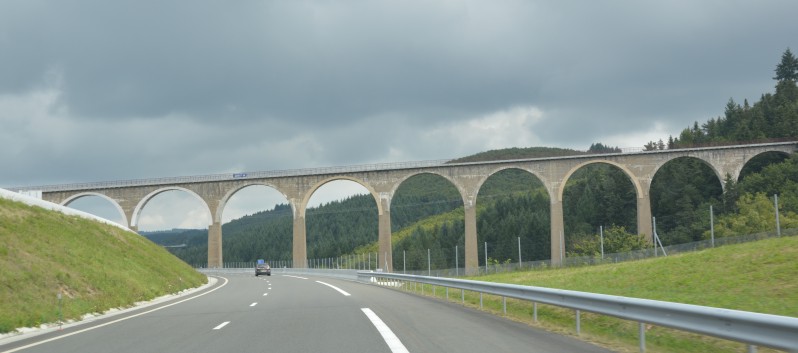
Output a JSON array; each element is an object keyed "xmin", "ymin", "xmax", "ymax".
[{"xmin": 1, "ymin": 0, "xmax": 797, "ymax": 190}]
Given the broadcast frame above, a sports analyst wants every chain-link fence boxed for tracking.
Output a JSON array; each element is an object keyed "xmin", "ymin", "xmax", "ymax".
[{"xmin": 197, "ymin": 227, "xmax": 796, "ymax": 276}]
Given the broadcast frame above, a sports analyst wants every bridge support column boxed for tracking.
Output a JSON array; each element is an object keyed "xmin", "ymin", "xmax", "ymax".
[
  {"xmin": 378, "ymin": 211, "xmax": 392, "ymax": 272},
  {"xmin": 208, "ymin": 222, "xmax": 222, "ymax": 268},
  {"xmin": 464, "ymin": 204, "xmax": 479, "ymax": 275},
  {"xmin": 550, "ymin": 200, "xmax": 565, "ymax": 266},
  {"xmin": 637, "ymin": 195, "xmax": 653, "ymax": 243},
  {"xmin": 293, "ymin": 215, "xmax": 307, "ymax": 268}
]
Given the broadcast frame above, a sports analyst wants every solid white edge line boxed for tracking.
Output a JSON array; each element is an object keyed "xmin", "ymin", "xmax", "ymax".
[
  {"xmin": 213, "ymin": 321, "xmax": 230, "ymax": 330},
  {"xmin": 315, "ymin": 281, "xmax": 351, "ymax": 296},
  {"xmin": 1, "ymin": 276, "xmax": 230, "ymax": 353},
  {"xmin": 361, "ymin": 308, "xmax": 410, "ymax": 353}
]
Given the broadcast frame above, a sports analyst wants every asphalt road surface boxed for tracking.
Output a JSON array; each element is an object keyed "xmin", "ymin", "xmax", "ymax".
[{"xmin": 1, "ymin": 273, "xmax": 614, "ymax": 353}]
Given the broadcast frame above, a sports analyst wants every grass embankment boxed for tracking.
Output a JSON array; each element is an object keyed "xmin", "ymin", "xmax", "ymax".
[
  {"xmin": 409, "ymin": 236, "xmax": 798, "ymax": 353},
  {"xmin": 0, "ymin": 197, "xmax": 207, "ymax": 334}
]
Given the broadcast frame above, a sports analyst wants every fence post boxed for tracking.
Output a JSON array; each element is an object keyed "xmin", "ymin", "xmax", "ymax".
[
  {"xmin": 600, "ymin": 226, "xmax": 604, "ymax": 259},
  {"xmin": 576, "ymin": 310, "xmax": 581, "ymax": 335},
  {"xmin": 710, "ymin": 205, "xmax": 715, "ymax": 247},
  {"xmin": 427, "ymin": 249, "xmax": 431, "ymax": 276},
  {"xmin": 653, "ymin": 217, "xmax": 658, "ymax": 257},
  {"xmin": 484, "ymin": 242, "xmax": 488, "ymax": 274},
  {"xmin": 775, "ymin": 194, "xmax": 781, "ymax": 237},
  {"xmin": 455, "ymin": 245, "xmax": 459, "ymax": 276}
]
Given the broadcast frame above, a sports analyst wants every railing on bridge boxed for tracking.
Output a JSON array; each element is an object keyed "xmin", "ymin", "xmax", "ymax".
[
  {"xmin": 6, "ymin": 159, "xmax": 451, "ymax": 193},
  {"xmin": 6, "ymin": 140, "xmax": 796, "ymax": 193}
]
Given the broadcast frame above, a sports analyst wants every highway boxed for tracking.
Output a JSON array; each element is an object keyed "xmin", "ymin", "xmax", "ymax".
[{"xmin": 1, "ymin": 272, "xmax": 613, "ymax": 353}]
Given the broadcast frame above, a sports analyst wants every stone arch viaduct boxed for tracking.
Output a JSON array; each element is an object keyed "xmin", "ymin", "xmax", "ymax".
[{"xmin": 22, "ymin": 142, "xmax": 797, "ymax": 273}]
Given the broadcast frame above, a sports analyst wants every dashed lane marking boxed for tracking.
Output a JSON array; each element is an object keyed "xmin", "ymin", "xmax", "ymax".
[{"xmin": 283, "ymin": 275, "xmax": 308, "ymax": 280}]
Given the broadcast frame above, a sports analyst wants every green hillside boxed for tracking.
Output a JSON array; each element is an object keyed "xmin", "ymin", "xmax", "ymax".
[
  {"xmin": 0, "ymin": 197, "xmax": 207, "ymax": 334},
  {"xmin": 447, "ymin": 146, "xmax": 584, "ymax": 163}
]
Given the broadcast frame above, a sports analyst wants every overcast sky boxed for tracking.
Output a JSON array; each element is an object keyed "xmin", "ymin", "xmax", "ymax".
[{"xmin": 2, "ymin": 1, "xmax": 796, "ymax": 230}]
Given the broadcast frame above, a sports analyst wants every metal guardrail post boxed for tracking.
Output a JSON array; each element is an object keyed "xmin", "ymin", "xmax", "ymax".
[{"xmin": 639, "ymin": 322, "xmax": 645, "ymax": 353}]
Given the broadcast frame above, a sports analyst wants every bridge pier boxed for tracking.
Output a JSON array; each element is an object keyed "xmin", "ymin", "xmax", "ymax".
[
  {"xmin": 550, "ymin": 200, "xmax": 565, "ymax": 266},
  {"xmin": 208, "ymin": 222, "xmax": 222, "ymax": 268},
  {"xmin": 293, "ymin": 215, "xmax": 307, "ymax": 268},
  {"xmin": 464, "ymin": 205, "xmax": 479, "ymax": 275},
  {"xmin": 637, "ymin": 194, "xmax": 653, "ymax": 243},
  {"xmin": 378, "ymin": 211, "xmax": 393, "ymax": 272}
]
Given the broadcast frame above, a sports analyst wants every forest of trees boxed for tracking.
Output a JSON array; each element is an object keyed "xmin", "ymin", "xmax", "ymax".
[{"xmin": 152, "ymin": 49, "xmax": 798, "ymax": 270}]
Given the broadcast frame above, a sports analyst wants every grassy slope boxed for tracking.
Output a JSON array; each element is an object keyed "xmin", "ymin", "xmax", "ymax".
[
  {"xmin": 455, "ymin": 236, "xmax": 798, "ymax": 352},
  {"xmin": 482, "ymin": 235, "xmax": 798, "ymax": 316},
  {"xmin": 0, "ymin": 198, "xmax": 207, "ymax": 333}
]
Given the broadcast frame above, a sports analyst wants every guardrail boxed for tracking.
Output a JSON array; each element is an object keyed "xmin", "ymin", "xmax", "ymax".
[{"xmin": 357, "ymin": 272, "xmax": 798, "ymax": 352}]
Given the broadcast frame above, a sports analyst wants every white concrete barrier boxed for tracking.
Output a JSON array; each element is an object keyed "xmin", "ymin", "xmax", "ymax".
[{"xmin": 0, "ymin": 188, "xmax": 133, "ymax": 232}]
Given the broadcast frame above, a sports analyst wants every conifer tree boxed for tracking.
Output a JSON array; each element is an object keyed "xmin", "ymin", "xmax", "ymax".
[{"xmin": 774, "ymin": 48, "xmax": 798, "ymax": 82}]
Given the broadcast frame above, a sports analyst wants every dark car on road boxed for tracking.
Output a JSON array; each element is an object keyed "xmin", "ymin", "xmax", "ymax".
[{"xmin": 255, "ymin": 262, "xmax": 271, "ymax": 276}]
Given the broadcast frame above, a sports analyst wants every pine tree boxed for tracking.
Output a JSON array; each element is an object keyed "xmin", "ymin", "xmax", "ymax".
[{"xmin": 774, "ymin": 48, "xmax": 798, "ymax": 82}]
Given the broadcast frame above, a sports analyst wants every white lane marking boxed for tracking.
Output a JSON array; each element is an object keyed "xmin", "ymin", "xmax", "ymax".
[
  {"xmin": 213, "ymin": 321, "xmax": 230, "ymax": 330},
  {"xmin": 250, "ymin": 302, "xmax": 257, "ymax": 307},
  {"xmin": 283, "ymin": 275, "xmax": 308, "ymax": 280},
  {"xmin": 315, "ymin": 281, "xmax": 351, "ymax": 296},
  {"xmin": 361, "ymin": 308, "xmax": 410, "ymax": 353},
  {"xmin": 1, "ymin": 276, "xmax": 230, "ymax": 353},
  {"xmin": 263, "ymin": 293, "xmax": 268, "ymax": 296}
]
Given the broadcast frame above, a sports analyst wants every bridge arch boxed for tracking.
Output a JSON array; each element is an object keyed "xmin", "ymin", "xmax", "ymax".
[
  {"xmin": 216, "ymin": 182, "xmax": 290, "ymax": 224},
  {"xmin": 390, "ymin": 171, "xmax": 466, "ymax": 206},
  {"xmin": 558, "ymin": 160, "xmax": 644, "ymax": 202},
  {"xmin": 130, "ymin": 186, "xmax": 212, "ymax": 228},
  {"xmin": 300, "ymin": 176, "xmax": 382, "ymax": 217},
  {"xmin": 738, "ymin": 150, "xmax": 793, "ymax": 182},
  {"xmin": 651, "ymin": 155, "xmax": 725, "ymax": 192},
  {"xmin": 61, "ymin": 192, "xmax": 127, "ymax": 226},
  {"xmin": 474, "ymin": 166, "xmax": 551, "ymax": 203}
]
